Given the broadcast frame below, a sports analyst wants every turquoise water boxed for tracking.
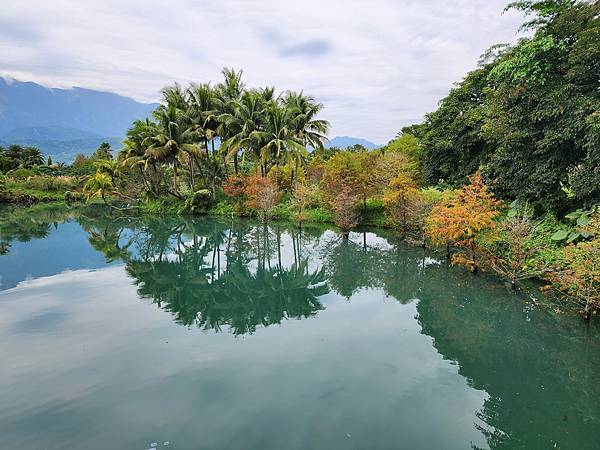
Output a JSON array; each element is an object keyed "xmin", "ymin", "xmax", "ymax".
[{"xmin": 1, "ymin": 208, "xmax": 599, "ymax": 449}]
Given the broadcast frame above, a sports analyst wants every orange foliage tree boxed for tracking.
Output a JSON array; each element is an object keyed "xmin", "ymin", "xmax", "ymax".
[
  {"xmin": 223, "ymin": 174, "xmax": 247, "ymax": 198},
  {"xmin": 245, "ymin": 174, "xmax": 280, "ymax": 222},
  {"xmin": 223, "ymin": 174, "xmax": 248, "ymax": 215},
  {"xmin": 425, "ymin": 172, "xmax": 501, "ymax": 272}
]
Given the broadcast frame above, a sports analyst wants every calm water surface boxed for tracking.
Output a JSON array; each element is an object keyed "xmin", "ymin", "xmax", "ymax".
[{"xmin": 1, "ymin": 207, "xmax": 599, "ymax": 449}]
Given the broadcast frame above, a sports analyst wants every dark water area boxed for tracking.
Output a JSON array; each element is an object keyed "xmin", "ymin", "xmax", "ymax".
[{"xmin": 1, "ymin": 207, "xmax": 599, "ymax": 449}]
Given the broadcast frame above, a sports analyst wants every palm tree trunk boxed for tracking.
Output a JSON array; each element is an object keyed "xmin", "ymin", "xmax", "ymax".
[
  {"xmin": 204, "ymin": 137, "xmax": 210, "ymax": 160},
  {"xmin": 192, "ymin": 153, "xmax": 206, "ymax": 183},
  {"xmin": 173, "ymin": 162, "xmax": 178, "ymax": 194},
  {"xmin": 138, "ymin": 166, "xmax": 149, "ymax": 192},
  {"xmin": 190, "ymin": 159, "xmax": 195, "ymax": 190},
  {"xmin": 151, "ymin": 161, "xmax": 159, "ymax": 196}
]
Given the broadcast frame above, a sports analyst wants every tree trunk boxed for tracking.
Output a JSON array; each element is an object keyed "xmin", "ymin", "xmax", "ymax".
[
  {"xmin": 138, "ymin": 166, "xmax": 149, "ymax": 192},
  {"xmin": 583, "ymin": 302, "xmax": 592, "ymax": 321},
  {"xmin": 204, "ymin": 138, "xmax": 210, "ymax": 160},
  {"xmin": 173, "ymin": 162, "xmax": 178, "ymax": 194},
  {"xmin": 189, "ymin": 159, "xmax": 195, "ymax": 190},
  {"xmin": 192, "ymin": 154, "xmax": 206, "ymax": 186}
]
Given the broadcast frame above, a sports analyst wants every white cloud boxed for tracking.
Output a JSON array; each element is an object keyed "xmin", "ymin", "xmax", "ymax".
[{"xmin": 0, "ymin": 0, "xmax": 524, "ymax": 143}]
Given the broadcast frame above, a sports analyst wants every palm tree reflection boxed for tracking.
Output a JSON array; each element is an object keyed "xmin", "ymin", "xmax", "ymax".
[{"xmin": 116, "ymin": 220, "xmax": 330, "ymax": 335}]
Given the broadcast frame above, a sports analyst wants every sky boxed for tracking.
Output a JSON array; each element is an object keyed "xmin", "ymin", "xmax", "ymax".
[{"xmin": 0, "ymin": 0, "xmax": 526, "ymax": 143}]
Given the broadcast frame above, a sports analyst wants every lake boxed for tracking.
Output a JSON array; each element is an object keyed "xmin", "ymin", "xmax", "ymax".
[{"xmin": 1, "ymin": 207, "xmax": 599, "ymax": 449}]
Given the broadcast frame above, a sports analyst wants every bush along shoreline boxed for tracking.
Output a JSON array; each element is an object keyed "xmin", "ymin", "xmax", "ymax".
[{"xmin": 1, "ymin": 1, "xmax": 599, "ymax": 320}]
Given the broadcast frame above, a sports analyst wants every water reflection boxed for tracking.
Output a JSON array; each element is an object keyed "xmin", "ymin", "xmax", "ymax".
[
  {"xmin": 1, "ymin": 207, "xmax": 600, "ymax": 449},
  {"xmin": 78, "ymin": 217, "xmax": 437, "ymax": 333}
]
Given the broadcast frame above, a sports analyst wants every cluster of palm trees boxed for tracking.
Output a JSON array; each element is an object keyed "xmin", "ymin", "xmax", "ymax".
[
  {"xmin": 118, "ymin": 68, "xmax": 330, "ymax": 199},
  {"xmin": 0, "ymin": 144, "xmax": 45, "ymax": 172}
]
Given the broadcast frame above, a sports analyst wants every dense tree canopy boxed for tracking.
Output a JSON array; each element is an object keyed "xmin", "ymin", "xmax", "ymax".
[
  {"xmin": 115, "ymin": 68, "xmax": 330, "ymax": 201},
  {"xmin": 417, "ymin": 0, "xmax": 599, "ymax": 212}
]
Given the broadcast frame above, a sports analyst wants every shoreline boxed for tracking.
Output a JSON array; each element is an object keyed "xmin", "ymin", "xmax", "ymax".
[{"xmin": 1, "ymin": 199, "xmax": 585, "ymax": 321}]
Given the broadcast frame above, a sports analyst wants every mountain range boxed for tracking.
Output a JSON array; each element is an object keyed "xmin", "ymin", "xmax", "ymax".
[
  {"xmin": 0, "ymin": 77, "xmax": 158, "ymax": 161},
  {"xmin": 325, "ymin": 136, "xmax": 379, "ymax": 150},
  {"xmin": 0, "ymin": 77, "xmax": 379, "ymax": 161}
]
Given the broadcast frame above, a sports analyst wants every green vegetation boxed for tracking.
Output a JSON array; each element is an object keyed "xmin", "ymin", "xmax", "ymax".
[
  {"xmin": 417, "ymin": 0, "xmax": 599, "ymax": 212},
  {"xmin": 0, "ymin": 0, "xmax": 598, "ymax": 318}
]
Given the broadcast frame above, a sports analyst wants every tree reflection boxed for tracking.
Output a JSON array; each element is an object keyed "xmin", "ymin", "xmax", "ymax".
[
  {"xmin": 0, "ymin": 205, "xmax": 76, "ymax": 255},
  {"xmin": 414, "ymin": 262, "xmax": 600, "ymax": 449},
  {"xmin": 3, "ymin": 209, "xmax": 600, "ymax": 448},
  {"xmin": 108, "ymin": 219, "xmax": 331, "ymax": 335}
]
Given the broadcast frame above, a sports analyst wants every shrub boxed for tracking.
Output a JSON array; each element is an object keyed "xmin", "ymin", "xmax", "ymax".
[
  {"xmin": 9, "ymin": 167, "xmax": 36, "ymax": 179},
  {"xmin": 181, "ymin": 189, "xmax": 212, "ymax": 214},
  {"xmin": 140, "ymin": 197, "xmax": 183, "ymax": 215},
  {"xmin": 307, "ymin": 207, "xmax": 333, "ymax": 224},
  {"xmin": 22, "ymin": 175, "xmax": 77, "ymax": 192},
  {"xmin": 544, "ymin": 211, "xmax": 600, "ymax": 318},
  {"xmin": 0, "ymin": 175, "xmax": 8, "ymax": 202},
  {"xmin": 269, "ymin": 200, "xmax": 293, "ymax": 221},
  {"xmin": 64, "ymin": 191, "xmax": 85, "ymax": 205},
  {"xmin": 210, "ymin": 201, "xmax": 235, "ymax": 217}
]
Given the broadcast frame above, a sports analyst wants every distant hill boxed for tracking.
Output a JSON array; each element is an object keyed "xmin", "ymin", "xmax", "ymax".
[
  {"xmin": 0, "ymin": 77, "xmax": 158, "ymax": 161},
  {"xmin": 325, "ymin": 136, "xmax": 380, "ymax": 150},
  {"xmin": 2, "ymin": 126, "xmax": 103, "ymax": 142},
  {"xmin": 0, "ymin": 128, "xmax": 122, "ymax": 162}
]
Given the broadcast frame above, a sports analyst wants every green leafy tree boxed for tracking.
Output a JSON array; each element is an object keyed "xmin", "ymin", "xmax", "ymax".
[{"xmin": 92, "ymin": 142, "xmax": 113, "ymax": 160}]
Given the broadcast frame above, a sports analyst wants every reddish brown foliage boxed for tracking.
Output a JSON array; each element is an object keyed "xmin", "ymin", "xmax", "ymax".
[{"xmin": 245, "ymin": 175, "xmax": 280, "ymax": 222}]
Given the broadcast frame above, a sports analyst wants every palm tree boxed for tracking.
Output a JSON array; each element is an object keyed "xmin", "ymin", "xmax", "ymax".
[
  {"xmin": 94, "ymin": 159, "xmax": 124, "ymax": 186},
  {"xmin": 284, "ymin": 91, "xmax": 330, "ymax": 150},
  {"xmin": 120, "ymin": 118, "xmax": 159, "ymax": 195},
  {"xmin": 284, "ymin": 92, "xmax": 330, "ymax": 184},
  {"xmin": 220, "ymin": 88, "xmax": 271, "ymax": 174},
  {"xmin": 214, "ymin": 68, "xmax": 245, "ymax": 171},
  {"xmin": 147, "ymin": 103, "xmax": 200, "ymax": 197},
  {"xmin": 247, "ymin": 101, "xmax": 308, "ymax": 177},
  {"xmin": 22, "ymin": 146, "xmax": 45, "ymax": 167},
  {"xmin": 187, "ymin": 82, "xmax": 223, "ymax": 194},
  {"xmin": 83, "ymin": 172, "xmax": 114, "ymax": 205},
  {"xmin": 161, "ymin": 83, "xmax": 188, "ymax": 110},
  {"xmin": 187, "ymin": 83, "xmax": 219, "ymax": 160}
]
